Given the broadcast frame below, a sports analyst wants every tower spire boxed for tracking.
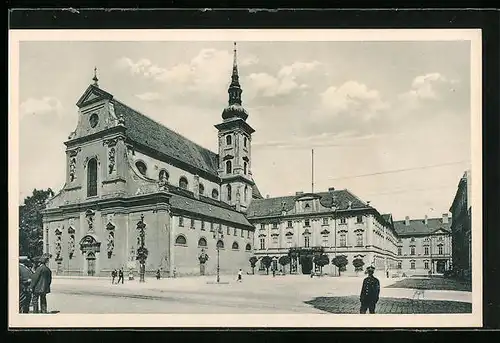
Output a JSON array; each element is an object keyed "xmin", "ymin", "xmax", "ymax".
[
  {"xmin": 230, "ymin": 42, "xmax": 240, "ymax": 89},
  {"xmin": 92, "ymin": 67, "xmax": 99, "ymax": 87},
  {"xmin": 221, "ymin": 42, "xmax": 248, "ymax": 121}
]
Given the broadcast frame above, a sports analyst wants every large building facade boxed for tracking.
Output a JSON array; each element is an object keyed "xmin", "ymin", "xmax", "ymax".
[
  {"xmin": 449, "ymin": 170, "xmax": 472, "ymax": 280},
  {"xmin": 393, "ymin": 215, "xmax": 452, "ymax": 276},
  {"xmin": 246, "ymin": 188, "xmax": 400, "ymax": 276},
  {"xmin": 41, "ymin": 45, "xmax": 263, "ymax": 277}
]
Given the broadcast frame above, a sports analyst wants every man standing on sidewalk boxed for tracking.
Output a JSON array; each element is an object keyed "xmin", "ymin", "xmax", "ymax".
[
  {"xmin": 118, "ymin": 268, "xmax": 124, "ymax": 284},
  {"xmin": 31, "ymin": 254, "xmax": 52, "ymax": 314},
  {"xmin": 359, "ymin": 266, "xmax": 380, "ymax": 314},
  {"xmin": 19, "ymin": 257, "xmax": 33, "ymax": 313}
]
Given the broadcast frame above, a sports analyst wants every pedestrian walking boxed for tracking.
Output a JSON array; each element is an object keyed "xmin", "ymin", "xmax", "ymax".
[
  {"xmin": 359, "ymin": 266, "xmax": 380, "ymax": 314},
  {"xmin": 19, "ymin": 257, "xmax": 33, "ymax": 313},
  {"xmin": 118, "ymin": 268, "xmax": 124, "ymax": 284},
  {"xmin": 156, "ymin": 269, "xmax": 161, "ymax": 280},
  {"xmin": 111, "ymin": 269, "xmax": 117, "ymax": 284},
  {"xmin": 237, "ymin": 269, "xmax": 242, "ymax": 282},
  {"xmin": 272, "ymin": 268, "xmax": 276, "ymax": 277},
  {"xmin": 30, "ymin": 253, "xmax": 52, "ymax": 314}
]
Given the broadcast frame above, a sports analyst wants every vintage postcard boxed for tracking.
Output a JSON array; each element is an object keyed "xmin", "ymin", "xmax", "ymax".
[{"xmin": 9, "ymin": 29, "xmax": 482, "ymax": 328}]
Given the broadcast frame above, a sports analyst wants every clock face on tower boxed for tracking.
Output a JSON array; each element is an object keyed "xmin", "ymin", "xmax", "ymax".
[{"xmin": 89, "ymin": 113, "xmax": 99, "ymax": 128}]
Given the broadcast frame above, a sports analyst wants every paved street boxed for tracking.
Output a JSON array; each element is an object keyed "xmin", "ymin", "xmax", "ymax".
[{"xmin": 39, "ymin": 274, "xmax": 472, "ymax": 314}]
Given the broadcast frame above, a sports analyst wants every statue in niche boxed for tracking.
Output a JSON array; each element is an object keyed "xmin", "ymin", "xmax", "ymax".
[
  {"xmin": 68, "ymin": 235, "xmax": 75, "ymax": 259},
  {"xmin": 108, "ymin": 147, "xmax": 116, "ymax": 174},
  {"xmin": 86, "ymin": 212, "xmax": 95, "ymax": 232},
  {"xmin": 69, "ymin": 158, "xmax": 76, "ymax": 182},
  {"xmin": 55, "ymin": 235, "xmax": 62, "ymax": 259},
  {"xmin": 107, "ymin": 231, "xmax": 115, "ymax": 259}
]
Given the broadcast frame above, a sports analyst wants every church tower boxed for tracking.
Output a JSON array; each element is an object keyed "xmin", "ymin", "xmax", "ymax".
[{"xmin": 215, "ymin": 43, "xmax": 255, "ymax": 212}]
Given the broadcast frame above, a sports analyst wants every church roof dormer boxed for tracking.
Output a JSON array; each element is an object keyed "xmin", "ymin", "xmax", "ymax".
[{"xmin": 222, "ymin": 42, "xmax": 249, "ymax": 121}]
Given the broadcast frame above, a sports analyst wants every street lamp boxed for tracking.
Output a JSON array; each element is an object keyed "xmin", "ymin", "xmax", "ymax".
[
  {"xmin": 213, "ymin": 225, "xmax": 224, "ymax": 283},
  {"xmin": 136, "ymin": 214, "xmax": 148, "ymax": 283},
  {"xmin": 332, "ymin": 203, "xmax": 338, "ymax": 277}
]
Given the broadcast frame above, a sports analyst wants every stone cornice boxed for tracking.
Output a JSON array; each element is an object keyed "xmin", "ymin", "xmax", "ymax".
[{"xmin": 64, "ymin": 126, "xmax": 126, "ymax": 148}]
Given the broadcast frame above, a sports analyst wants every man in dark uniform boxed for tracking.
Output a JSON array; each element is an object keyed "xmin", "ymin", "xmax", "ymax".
[
  {"xmin": 359, "ymin": 265, "xmax": 380, "ymax": 314},
  {"xmin": 31, "ymin": 253, "xmax": 52, "ymax": 314}
]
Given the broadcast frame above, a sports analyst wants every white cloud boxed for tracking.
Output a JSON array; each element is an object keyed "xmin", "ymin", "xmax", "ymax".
[
  {"xmin": 135, "ymin": 92, "xmax": 162, "ymax": 101},
  {"xmin": 246, "ymin": 61, "xmax": 321, "ymax": 98},
  {"xmin": 318, "ymin": 81, "xmax": 389, "ymax": 121},
  {"xmin": 20, "ymin": 97, "xmax": 63, "ymax": 119},
  {"xmin": 399, "ymin": 72, "xmax": 453, "ymax": 104}
]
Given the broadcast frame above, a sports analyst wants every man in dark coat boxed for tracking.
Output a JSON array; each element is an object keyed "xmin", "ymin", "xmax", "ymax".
[
  {"xmin": 359, "ymin": 266, "xmax": 380, "ymax": 314},
  {"xmin": 31, "ymin": 254, "xmax": 52, "ymax": 314},
  {"xmin": 118, "ymin": 268, "xmax": 124, "ymax": 284},
  {"xmin": 19, "ymin": 257, "xmax": 34, "ymax": 313}
]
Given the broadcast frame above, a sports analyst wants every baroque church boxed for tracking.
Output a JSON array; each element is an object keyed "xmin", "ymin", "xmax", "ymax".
[{"xmin": 42, "ymin": 43, "xmax": 263, "ymax": 277}]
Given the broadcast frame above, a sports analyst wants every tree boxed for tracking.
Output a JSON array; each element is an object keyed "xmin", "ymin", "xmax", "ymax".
[
  {"xmin": 261, "ymin": 255, "xmax": 272, "ymax": 275},
  {"xmin": 278, "ymin": 255, "xmax": 291, "ymax": 274},
  {"xmin": 249, "ymin": 256, "xmax": 258, "ymax": 275},
  {"xmin": 313, "ymin": 254, "xmax": 330, "ymax": 274},
  {"xmin": 331, "ymin": 255, "xmax": 348, "ymax": 276},
  {"xmin": 352, "ymin": 258, "xmax": 365, "ymax": 273},
  {"xmin": 19, "ymin": 188, "xmax": 55, "ymax": 258}
]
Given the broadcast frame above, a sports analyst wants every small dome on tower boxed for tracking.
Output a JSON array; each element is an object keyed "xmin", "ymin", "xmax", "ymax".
[{"xmin": 222, "ymin": 104, "xmax": 249, "ymax": 121}]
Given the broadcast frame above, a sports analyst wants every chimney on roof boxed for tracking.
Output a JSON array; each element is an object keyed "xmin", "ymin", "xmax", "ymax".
[
  {"xmin": 296, "ymin": 191, "xmax": 303, "ymax": 196},
  {"xmin": 266, "ymin": 194, "xmax": 270, "ymax": 199},
  {"xmin": 328, "ymin": 187, "xmax": 335, "ymax": 192},
  {"xmin": 442, "ymin": 213, "xmax": 449, "ymax": 224},
  {"xmin": 367, "ymin": 201, "xmax": 371, "ymax": 206},
  {"xmin": 405, "ymin": 216, "xmax": 410, "ymax": 226},
  {"xmin": 424, "ymin": 215, "xmax": 428, "ymax": 225}
]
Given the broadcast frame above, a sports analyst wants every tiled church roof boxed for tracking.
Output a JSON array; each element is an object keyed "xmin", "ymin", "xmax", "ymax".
[
  {"xmin": 393, "ymin": 218, "xmax": 452, "ymax": 236},
  {"xmin": 113, "ymin": 100, "xmax": 220, "ymax": 176},
  {"xmin": 112, "ymin": 99, "xmax": 264, "ymax": 200},
  {"xmin": 246, "ymin": 189, "xmax": 369, "ymax": 218}
]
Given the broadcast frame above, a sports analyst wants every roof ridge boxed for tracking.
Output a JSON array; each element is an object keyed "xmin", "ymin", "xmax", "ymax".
[{"xmin": 113, "ymin": 99, "xmax": 219, "ymax": 158}]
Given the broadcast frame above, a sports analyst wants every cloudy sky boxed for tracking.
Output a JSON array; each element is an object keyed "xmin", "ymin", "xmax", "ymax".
[{"xmin": 18, "ymin": 40, "xmax": 471, "ymax": 220}]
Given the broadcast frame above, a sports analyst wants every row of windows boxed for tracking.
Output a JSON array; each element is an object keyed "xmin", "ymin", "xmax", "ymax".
[
  {"xmin": 178, "ymin": 217, "xmax": 252, "ymax": 239},
  {"xmin": 225, "ymin": 134, "xmax": 248, "ymax": 148},
  {"xmin": 175, "ymin": 234, "xmax": 252, "ymax": 251},
  {"xmin": 224, "ymin": 160, "xmax": 249, "ymax": 175},
  {"xmin": 408, "ymin": 236, "xmax": 445, "ymax": 242},
  {"xmin": 258, "ymin": 232, "xmax": 364, "ymax": 250},
  {"xmin": 260, "ymin": 216, "xmax": 364, "ymax": 230},
  {"xmin": 397, "ymin": 260, "xmax": 432, "ymax": 270},
  {"xmin": 397, "ymin": 244, "xmax": 445, "ymax": 256}
]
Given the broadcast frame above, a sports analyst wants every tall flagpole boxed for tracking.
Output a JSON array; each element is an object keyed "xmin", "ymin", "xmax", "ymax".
[{"xmin": 311, "ymin": 149, "xmax": 314, "ymax": 193}]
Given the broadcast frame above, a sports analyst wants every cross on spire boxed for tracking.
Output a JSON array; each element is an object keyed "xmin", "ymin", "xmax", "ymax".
[{"xmin": 92, "ymin": 67, "xmax": 99, "ymax": 87}]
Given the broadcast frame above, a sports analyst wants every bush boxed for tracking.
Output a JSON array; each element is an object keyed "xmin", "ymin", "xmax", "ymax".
[
  {"xmin": 352, "ymin": 258, "xmax": 365, "ymax": 272},
  {"xmin": 249, "ymin": 256, "xmax": 258, "ymax": 275},
  {"xmin": 331, "ymin": 255, "xmax": 348, "ymax": 275}
]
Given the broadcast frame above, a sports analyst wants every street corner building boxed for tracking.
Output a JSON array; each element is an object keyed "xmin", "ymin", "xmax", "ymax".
[
  {"xmin": 246, "ymin": 189, "xmax": 402, "ymax": 276},
  {"xmin": 41, "ymin": 45, "xmax": 263, "ymax": 278},
  {"xmin": 393, "ymin": 214, "xmax": 452, "ymax": 276}
]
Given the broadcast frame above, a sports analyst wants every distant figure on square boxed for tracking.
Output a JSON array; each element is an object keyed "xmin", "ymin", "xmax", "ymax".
[
  {"xmin": 237, "ymin": 269, "xmax": 242, "ymax": 282},
  {"xmin": 272, "ymin": 268, "xmax": 276, "ymax": 277},
  {"xmin": 359, "ymin": 266, "xmax": 380, "ymax": 314},
  {"xmin": 111, "ymin": 269, "xmax": 117, "ymax": 284},
  {"xmin": 117, "ymin": 268, "xmax": 124, "ymax": 284},
  {"xmin": 30, "ymin": 254, "xmax": 52, "ymax": 314},
  {"xmin": 156, "ymin": 268, "xmax": 161, "ymax": 280}
]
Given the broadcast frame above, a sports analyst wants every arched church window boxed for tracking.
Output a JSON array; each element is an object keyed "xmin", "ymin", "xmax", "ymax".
[
  {"xmin": 135, "ymin": 161, "xmax": 147, "ymax": 176},
  {"xmin": 244, "ymin": 186, "xmax": 248, "ymax": 201},
  {"xmin": 243, "ymin": 162, "xmax": 247, "ymax": 175},
  {"xmin": 175, "ymin": 235, "xmax": 187, "ymax": 245},
  {"xmin": 212, "ymin": 189, "xmax": 219, "ymax": 199},
  {"xmin": 244, "ymin": 136, "xmax": 248, "ymax": 148},
  {"xmin": 199, "ymin": 183, "xmax": 205, "ymax": 195},
  {"xmin": 226, "ymin": 135, "xmax": 232, "ymax": 145},
  {"xmin": 216, "ymin": 240, "xmax": 224, "ymax": 249},
  {"xmin": 179, "ymin": 176, "xmax": 188, "ymax": 189},
  {"xmin": 226, "ymin": 160, "xmax": 232, "ymax": 174},
  {"xmin": 87, "ymin": 158, "xmax": 98, "ymax": 197},
  {"xmin": 232, "ymin": 242, "xmax": 239, "ymax": 250},
  {"xmin": 245, "ymin": 243, "xmax": 252, "ymax": 251},
  {"xmin": 198, "ymin": 237, "xmax": 207, "ymax": 247},
  {"xmin": 227, "ymin": 184, "xmax": 232, "ymax": 201},
  {"xmin": 159, "ymin": 169, "xmax": 169, "ymax": 182}
]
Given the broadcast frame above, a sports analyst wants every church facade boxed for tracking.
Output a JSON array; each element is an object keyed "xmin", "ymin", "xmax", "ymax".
[{"xmin": 41, "ymin": 45, "xmax": 263, "ymax": 277}]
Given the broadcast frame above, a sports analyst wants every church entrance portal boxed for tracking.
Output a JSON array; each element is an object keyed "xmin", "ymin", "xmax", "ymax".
[{"xmin": 86, "ymin": 252, "xmax": 96, "ymax": 276}]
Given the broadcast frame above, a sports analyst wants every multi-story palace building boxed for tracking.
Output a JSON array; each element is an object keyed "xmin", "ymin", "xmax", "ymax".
[
  {"xmin": 449, "ymin": 170, "xmax": 472, "ymax": 280},
  {"xmin": 246, "ymin": 188, "xmax": 400, "ymax": 276},
  {"xmin": 41, "ymin": 44, "xmax": 263, "ymax": 277},
  {"xmin": 393, "ymin": 214, "xmax": 452, "ymax": 276}
]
